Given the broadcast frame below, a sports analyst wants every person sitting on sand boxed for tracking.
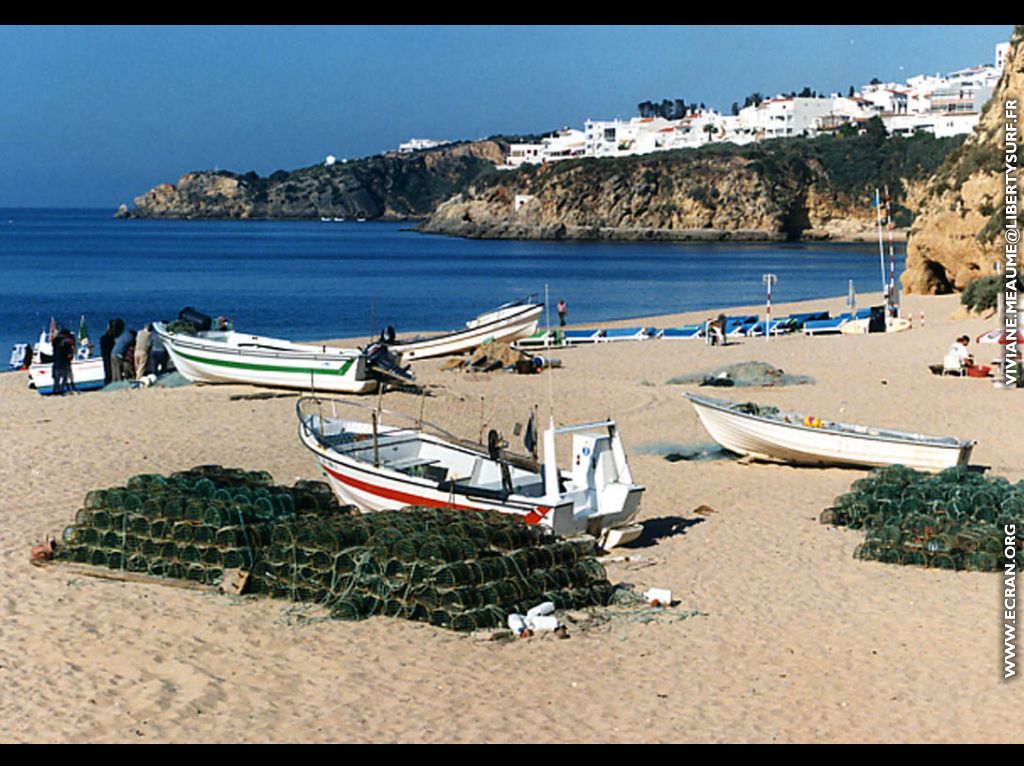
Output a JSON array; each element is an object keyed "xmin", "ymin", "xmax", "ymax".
[{"xmin": 944, "ymin": 335, "xmax": 974, "ymax": 373}]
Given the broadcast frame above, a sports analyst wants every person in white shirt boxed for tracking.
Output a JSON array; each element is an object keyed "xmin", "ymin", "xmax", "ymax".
[{"xmin": 944, "ymin": 335, "xmax": 974, "ymax": 373}]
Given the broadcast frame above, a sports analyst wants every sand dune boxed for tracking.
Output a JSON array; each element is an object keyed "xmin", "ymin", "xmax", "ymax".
[{"xmin": 1, "ymin": 291, "xmax": 1020, "ymax": 743}]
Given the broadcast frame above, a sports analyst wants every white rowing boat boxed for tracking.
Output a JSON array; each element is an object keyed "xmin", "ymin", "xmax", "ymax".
[
  {"xmin": 684, "ymin": 393, "xmax": 975, "ymax": 472},
  {"xmin": 385, "ymin": 299, "xmax": 543, "ymax": 362},
  {"xmin": 154, "ymin": 322, "xmax": 408, "ymax": 394},
  {"xmin": 296, "ymin": 397, "xmax": 645, "ymax": 549}
]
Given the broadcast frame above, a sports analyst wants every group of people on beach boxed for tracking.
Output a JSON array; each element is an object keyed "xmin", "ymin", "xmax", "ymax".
[{"xmin": 98, "ymin": 319, "xmax": 169, "ymax": 386}]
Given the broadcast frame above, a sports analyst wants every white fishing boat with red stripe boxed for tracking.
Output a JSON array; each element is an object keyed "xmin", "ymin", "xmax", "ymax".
[{"xmin": 296, "ymin": 396, "xmax": 645, "ymax": 549}]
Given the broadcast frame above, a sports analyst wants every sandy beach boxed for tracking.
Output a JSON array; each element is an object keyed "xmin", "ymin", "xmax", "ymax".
[{"xmin": 2, "ymin": 289, "xmax": 1020, "ymax": 744}]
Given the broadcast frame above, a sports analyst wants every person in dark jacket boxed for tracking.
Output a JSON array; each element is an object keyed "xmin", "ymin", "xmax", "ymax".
[
  {"xmin": 52, "ymin": 328, "xmax": 74, "ymax": 394},
  {"xmin": 100, "ymin": 321, "xmax": 116, "ymax": 385}
]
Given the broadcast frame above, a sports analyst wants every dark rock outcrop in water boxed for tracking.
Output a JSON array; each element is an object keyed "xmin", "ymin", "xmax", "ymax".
[
  {"xmin": 901, "ymin": 24, "xmax": 1023, "ymax": 294},
  {"xmin": 418, "ymin": 128, "xmax": 963, "ymax": 242},
  {"xmin": 119, "ymin": 140, "xmax": 508, "ymax": 220}
]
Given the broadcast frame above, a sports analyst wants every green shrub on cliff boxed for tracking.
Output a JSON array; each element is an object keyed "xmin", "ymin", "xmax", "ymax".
[{"xmin": 960, "ymin": 274, "xmax": 1001, "ymax": 313}]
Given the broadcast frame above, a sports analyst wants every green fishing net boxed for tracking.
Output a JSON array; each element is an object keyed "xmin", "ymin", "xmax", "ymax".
[
  {"xmin": 824, "ymin": 464, "xmax": 1022, "ymax": 572},
  {"xmin": 54, "ymin": 464, "xmax": 616, "ymax": 631}
]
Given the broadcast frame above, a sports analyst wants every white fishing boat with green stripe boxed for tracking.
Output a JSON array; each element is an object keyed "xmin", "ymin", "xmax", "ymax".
[{"xmin": 153, "ymin": 322, "xmax": 380, "ymax": 394}]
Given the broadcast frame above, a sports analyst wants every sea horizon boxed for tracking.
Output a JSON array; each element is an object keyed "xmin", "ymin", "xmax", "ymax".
[{"xmin": 1, "ymin": 208, "xmax": 905, "ymax": 359}]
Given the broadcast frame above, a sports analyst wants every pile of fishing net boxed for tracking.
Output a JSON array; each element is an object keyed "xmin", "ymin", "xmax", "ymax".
[
  {"xmin": 821, "ymin": 465, "xmax": 1023, "ymax": 571},
  {"xmin": 53, "ymin": 465, "xmax": 616, "ymax": 632},
  {"xmin": 251, "ymin": 506, "xmax": 615, "ymax": 632},
  {"xmin": 443, "ymin": 341, "xmax": 527, "ymax": 373},
  {"xmin": 666, "ymin": 361, "xmax": 814, "ymax": 388},
  {"xmin": 55, "ymin": 465, "xmax": 335, "ymax": 582},
  {"xmin": 163, "ymin": 319, "xmax": 199, "ymax": 335}
]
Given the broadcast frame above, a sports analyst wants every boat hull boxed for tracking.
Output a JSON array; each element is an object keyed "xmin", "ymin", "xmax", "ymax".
[
  {"xmin": 295, "ymin": 401, "xmax": 645, "ymax": 543},
  {"xmin": 298, "ymin": 421, "xmax": 559, "ymax": 523},
  {"xmin": 155, "ymin": 324, "xmax": 377, "ymax": 394},
  {"xmin": 686, "ymin": 394, "xmax": 974, "ymax": 472},
  {"xmin": 390, "ymin": 303, "xmax": 542, "ymax": 362},
  {"xmin": 29, "ymin": 358, "xmax": 106, "ymax": 395}
]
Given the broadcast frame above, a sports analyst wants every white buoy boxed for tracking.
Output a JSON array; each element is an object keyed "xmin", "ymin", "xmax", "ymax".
[
  {"xmin": 526, "ymin": 601, "xmax": 555, "ymax": 618},
  {"xmin": 507, "ymin": 613, "xmax": 527, "ymax": 635},
  {"xmin": 644, "ymin": 587, "xmax": 673, "ymax": 606},
  {"xmin": 525, "ymin": 614, "xmax": 560, "ymax": 632}
]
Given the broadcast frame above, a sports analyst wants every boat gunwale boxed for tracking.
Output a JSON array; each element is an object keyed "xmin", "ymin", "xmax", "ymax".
[
  {"xmin": 296, "ymin": 397, "xmax": 544, "ymax": 474},
  {"xmin": 387, "ymin": 302, "xmax": 542, "ymax": 350},
  {"xmin": 683, "ymin": 392, "xmax": 976, "ymax": 450},
  {"xmin": 153, "ymin": 322, "xmax": 363, "ymax": 363}
]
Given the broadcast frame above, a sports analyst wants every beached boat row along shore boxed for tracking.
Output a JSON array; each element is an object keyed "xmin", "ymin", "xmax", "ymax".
[
  {"xmin": 17, "ymin": 288, "xmax": 1020, "ymax": 633},
  {"xmin": 7, "ymin": 286, "xmax": 1023, "ymax": 742}
]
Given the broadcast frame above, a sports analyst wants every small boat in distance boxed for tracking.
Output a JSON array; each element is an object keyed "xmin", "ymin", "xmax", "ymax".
[
  {"xmin": 684, "ymin": 393, "xmax": 975, "ymax": 472},
  {"xmin": 384, "ymin": 298, "xmax": 543, "ymax": 362},
  {"xmin": 296, "ymin": 396, "xmax": 645, "ymax": 549}
]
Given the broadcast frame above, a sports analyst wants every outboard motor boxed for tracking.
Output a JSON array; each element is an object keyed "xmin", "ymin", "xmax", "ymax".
[
  {"xmin": 380, "ymin": 325, "xmax": 396, "ymax": 344},
  {"xmin": 178, "ymin": 307, "xmax": 213, "ymax": 332},
  {"xmin": 365, "ymin": 339, "xmax": 415, "ymax": 384}
]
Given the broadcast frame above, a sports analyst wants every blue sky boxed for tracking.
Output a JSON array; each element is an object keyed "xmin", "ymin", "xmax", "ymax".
[{"xmin": 0, "ymin": 24, "xmax": 1013, "ymax": 208}]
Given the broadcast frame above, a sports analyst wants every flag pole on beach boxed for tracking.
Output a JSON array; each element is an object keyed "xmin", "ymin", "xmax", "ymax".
[
  {"xmin": 762, "ymin": 273, "xmax": 777, "ymax": 342},
  {"xmin": 875, "ymin": 188, "xmax": 888, "ymax": 307},
  {"xmin": 885, "ymin": 185, "xmax": 898, "ymax": 318}
]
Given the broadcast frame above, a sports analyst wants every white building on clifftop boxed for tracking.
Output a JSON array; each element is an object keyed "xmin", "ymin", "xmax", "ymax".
[{"xmin": 499, "ymin": 38, "xmax": 1011, "ymax": 167}]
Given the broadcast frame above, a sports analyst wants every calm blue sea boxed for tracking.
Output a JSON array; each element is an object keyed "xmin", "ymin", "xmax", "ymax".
[{"xmin": 0, "ymin": 208, "xmax": 905, "ymax": 360}]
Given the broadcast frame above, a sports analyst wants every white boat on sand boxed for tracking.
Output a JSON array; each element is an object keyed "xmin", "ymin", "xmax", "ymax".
[
  {"xmin": 296, "ymin": 397, "xmax": 645, "ymax": 549},
  {"xmin": 684, "ymin": 393, "xmax": 975, "ymax": 472},
  {"xmin": 28, "ymin": 330, "xmax": 105, "ymax": 395},
  {"xmin": 385, "ymin": 299, "xmax": 543, "ymax": 362},
  {"xmin": 154, "ymin": 320, "xmax": 410, "ymax": 394}
]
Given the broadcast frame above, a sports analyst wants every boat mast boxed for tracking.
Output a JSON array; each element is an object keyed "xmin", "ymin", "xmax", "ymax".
[
  {"xmin": 885, "ymin": 185, "xmax": 898, "ymax": 318},
  {"xmin": 875, "ymin": 188, "xmax": 888, "ymax": 308}
]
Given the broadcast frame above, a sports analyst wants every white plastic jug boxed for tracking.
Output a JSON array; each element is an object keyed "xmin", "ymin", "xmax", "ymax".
[
  {"xmin": 644, "ymin": 587, "xmax": 672, "ymax": 606},
  {"xmin": 526, "ymin": 614, "xmax": 560, "ymax": 632},
  {"xmin": 526, "ymin": 601, "xmax": 555, "ymax": 618},
  {"xmin": 507, "ymin": 613, "xmax": 527, "ymax": 634}
]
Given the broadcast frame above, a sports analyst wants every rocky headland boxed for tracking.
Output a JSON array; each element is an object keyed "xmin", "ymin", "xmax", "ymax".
[
  {"xmin": 116, "ymin": 139, "xmax": 508, "ymax": 220},
  {"xmin": 415, "ymin": 128, "xmax": 960, "ymax": 243},
  {"xmin": 901, "ymin": 25, "xmax": 1023, "ymax": 294}
]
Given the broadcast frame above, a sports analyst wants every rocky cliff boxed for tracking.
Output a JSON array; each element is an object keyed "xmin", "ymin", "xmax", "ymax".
[
  {"xmin": 418, "ymin": 128, "xmax": 962, "ymax": 242},
  {"xmin": 118, "ymin": 140, "xmax": 508, "ymax": 220},
  {"xmin": 901, "ymin": 25, "xmax": 1023, "ymax": 294}
]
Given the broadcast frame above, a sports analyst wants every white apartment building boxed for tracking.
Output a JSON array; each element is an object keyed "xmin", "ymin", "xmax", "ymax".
[
  {"xmin": 499, "ymin": 38, "xmax": 1010, "ymax": 167},
  {"xmin": 933, "ymin": 112, "xmax": 984, "ymax": 138},
  {"xmin": 500, "ymin": 128, "xmax": 588, "ymax": 168}
]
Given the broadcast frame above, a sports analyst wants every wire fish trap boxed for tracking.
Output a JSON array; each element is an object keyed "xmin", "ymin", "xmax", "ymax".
[
  {"xmin": 928, "ymin": 552, "xmax": 962, "ymax": 570},
  {"xmin": 330, "ymin": 596, "xmax": 374, "ymax": 621}
]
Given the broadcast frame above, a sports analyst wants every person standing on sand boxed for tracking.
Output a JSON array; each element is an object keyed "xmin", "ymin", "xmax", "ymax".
[
  {"xmin": 110, "ymin": 319, "xmax": 129, "ymax": 382},
  {"xmin": 100, "ymin": 321, "xmax": 116, "ymax": 385},
  {"xmin": 52, "ymin": 328, "xmax": 74, "ymax": 394},
  {"xmin": 716, "ymin": 313, "xmax": 728, "ymax": 347},
  {"xmin": 557, "ymin": 298, "xmax": 567, "ymax": 327},
  {"xmin": 149, "ymin": 325, "xmax": 168, "ymax": 375},
  {"xmin": 135, "ymin": 324, "xmax": 152, "ymax": 379}
]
